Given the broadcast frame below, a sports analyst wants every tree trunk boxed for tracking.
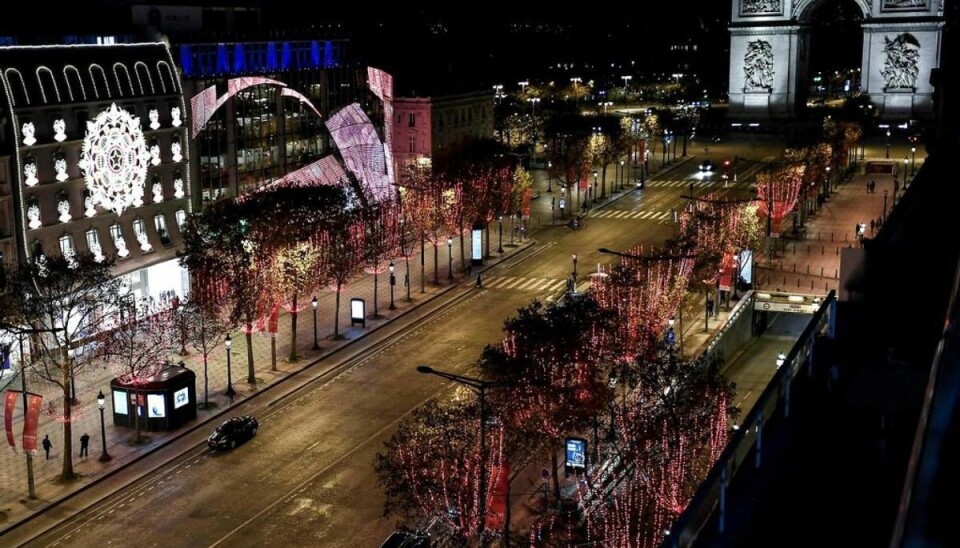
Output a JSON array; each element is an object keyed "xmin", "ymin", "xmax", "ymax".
[
  {"xmin": 433, "ymin": 244, "xmax": 439, "ymax": 285},
  {"xmin": 202, "ymin": 352, "xmax": 209, "ymax": 407},
  {"xmin": 62, "ymin": 386, "xmax": 75, "ymax": 479},
  {"xmin": 134, "ymin": 385, "xmax": 143, "ymax": 442},
  {"xmin": 245, "ymin": 327, "xmax": 255, "ymax": 385},
  {"xmin": 334, "ymin": 283, "xmax": 342, "ymax": 338},
  {"xmin": 289, "ymin": 293, "xmax": 299, "ymax": 362},
  {"xmin": 503, "ymin": 476, "xmax": 513, "ymax": 547},
  {"xmin": 460, "ymin": 231, "xmax": 466, "ymax": 270},
  {"xmin": 551, "ymin": 449, "xmax": 561, "ymax": 501},
  {"xmin": 601, "ymin": 165, "xmax": 609, "ymax": 199}
]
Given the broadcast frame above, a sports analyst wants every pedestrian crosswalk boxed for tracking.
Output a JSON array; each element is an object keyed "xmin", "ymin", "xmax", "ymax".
[
  {"xmin": 590, "ymin": 209, "xmax": 672, "ymax": 221},
  {"xmin": 643, "ymin": 178, "xmax": 748, "ymax": 189},
  {"xmin": 480, "ymin": 275, "xmax": 596, "ymax": 294},
  {"xmin": 481, "ymin": 275, "xmax": 569, "ymax": 292}
]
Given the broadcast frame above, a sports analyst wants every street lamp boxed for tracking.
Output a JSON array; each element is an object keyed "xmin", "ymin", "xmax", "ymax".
[
  {"xmin": 886, "ymin": 129, "xmax": 891, "ymax": 159},
  {"xmin": 570, "ymin": 76, "xmax": 582, "ymax": 108},
  {"xmin": 572, "ymin": 253, "xmax": 578, "ymax": 278},
  {"xmin": 389, "ymin": 262, "xmax": 396, "ymax": 310},
  {"xmin": 722, "ymin": 173, "xmax": 729, "ymax": 187},
  {"xmin": 225, "ymin": 334, "xmax": 235, "ymax": 402},
  {"xmin": 518, "ymin": 80, "xmax": 529, "ymax": 94},
  {"xmin": 547, "ymin": 161, "xmax": 553, "ymax": 192},
  {"xmin": 619, "ymin": 159, "xmax": 625, "ymax": 190},
  {"xmin": 447, "ymin": 238, "xmax": 454, "ymax": 281},
  {"xmin": 311, "ymin": 296, "xmax": 319, "ymax": 349},
  {"xmin": 911, "ymin": 146, "xmax": 917, "ymax": 174},
  {"xmin": 97, "ymin": 390, "xmax": 112, "ymax": 462},
  {"xmin": 825, "ymin": 165, "xmax": 831, "ymax": 196},
  {"xmin": 416, "ymin": 365, "xmax": 514, "ymax": 541},
  {"xmin": 497, "ymin": 216, "xmax": 504, "ymax": 254},
  {"xmin": 776, "ymin": 352, "xmax": 786, "ymax": 370},
  {"xmin": 528, "ymin": 97, "xmax": 541, "ymax": 162},
  {"xmin": 592, "ymin": 170, "xmax": 598, "ymax": 204},
  {"xmin": 621, "ymin": 75, "xmax": 632, "ymax": 103},
  {"xmin": 903, "ymin": 156, "xmax": 909, "ymax": 187}
]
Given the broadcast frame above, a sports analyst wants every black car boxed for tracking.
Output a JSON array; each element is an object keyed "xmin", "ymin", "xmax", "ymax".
[
  {"xmin": 699, "ymin": 159, "xmax": 714, "ymax": 172},
  {"xmin": 380, "ymin": 531, "xmax": 430, "ymax": 548},
  {"xmin": 207, "ymin": 415, "xmax": 258, "ymax": 450}
]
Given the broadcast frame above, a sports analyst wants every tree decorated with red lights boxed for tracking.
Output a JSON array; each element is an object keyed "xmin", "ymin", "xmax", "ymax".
[
  {"xmin": 544, "ymin": 114, "xmax": 593, "ymax": 205},
  {"xmin": 375, "ymin": 397, "xmax": 506, "ymax": 542},
  {"xmin": 479, "ymin": 296, "xmax": 615, "ymax": 503},
  {"xmin": 679, "ymin": 192, "xmax": 752, "ymax": 303},
  {"xmin": 270, "ymin": 242, "xmax": 322, "ymax": 362},
  {"xmin": 98, "ymin": 302, "xmax": 178, "ymax": 444},
  {"xmin": 7, "ymin": 253, "xmax": 122, "ymax": 479},
  {"xmin": 755, "ymin": 163, "xmax": 805, "ymax": 239},
  {"xmin": 592, "ymin": 246, "xmax": 694, "ymax": 368},
  {"xmin": 179, "ymin": 295, "xmax": 231, "ymax": 409},
  {"xmin": 323, "ymin": 216, "xmax": 366, "ymax": 339},
  {"xmin": 532, "ymin": 351, "xmax": 737, "ymax": 548},
  {"xmin": 358, "ymin": 199, "xmax": 402, "ymax": 317}
]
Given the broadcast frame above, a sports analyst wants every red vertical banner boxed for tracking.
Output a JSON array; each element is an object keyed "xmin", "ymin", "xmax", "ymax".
[
  {"xmin": 718, "ymin": 251, "xmax": 735, "ymax": 292},
  {"xmin": 22, "ymin": 393, "xmax": 42, "ymax": 454},
  {"xmin": 485, "ymin": 462, "xmax": 510, "ymax": 530},
  {"xmin": 579, "ymin": 176, "xmax": 589, "ymax": 191},
  {"xmin": 521, "ymin": 188, "xmax": 532, "ymax": 217},
  {"xmin": 638, "ymin": 140, "xmax": 646, "ymax": 163},
  {"xmin": 268, "ymin": 304, "xmax": 280, "ymax": 334},
  {"xmin": 5, "ymin": 390, "xmax": 19, "ymax": 450}
]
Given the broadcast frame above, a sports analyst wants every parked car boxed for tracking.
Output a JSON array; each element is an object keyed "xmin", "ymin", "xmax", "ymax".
[
  {"xmin": 208, "ymin": 415, "xmax": 258, "ymax": 451},
  {"xmin": 699, "ymin": 159, "xmax": 714, "ymax": 172},
  {"xmin": 380, "ymin": 531, "xmax": 430, "ymax": 548}
]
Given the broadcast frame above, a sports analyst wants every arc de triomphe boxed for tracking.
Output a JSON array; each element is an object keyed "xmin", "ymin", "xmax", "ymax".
[{"xmin": 728, "ymin": 0, "xmax": 944, "ymax": 119}]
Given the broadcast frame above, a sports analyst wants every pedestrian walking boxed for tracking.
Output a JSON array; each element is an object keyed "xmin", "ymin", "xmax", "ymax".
[
  {"xmin": 79, "ymin": 432, "xmax": 90, "ymax": 458},
  {"xmin": 475, "ymin": 273, "xmax": 482, "ymax": 288},
  {"xmin": 42, "ymin": 434, "xmax": 52, "ymax": 460},
  {"xmin": 707, "ymin": 297, "xmax": 715, "ymax": 318},
  {"xmin": 870, "ymin": 219, "xmax": 876, "ymax": 233}
]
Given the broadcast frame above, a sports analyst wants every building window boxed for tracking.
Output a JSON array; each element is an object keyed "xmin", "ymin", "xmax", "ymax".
[
  {"xmin": 111, "ymin": 223, "xmax": 129, "ymax": 258},
  {"xmin": 86, "ymin": 228, "xmax": 105, "ymax": 262},
  {"xmin": 408, "ymin": 113, "xmax": 416, "ymax": 127},
  {"xmin": 155, "ymin": 214, "xmax": 171, "ymax": 246},
  {"xmin": 409, "ymin": 136, "xmax": 416, "ymax": 153},
  {"xmin": 176, "ymin": 209, "xmax": 187, "ymax": 230},
  {"xmin": 133, "ymin": 217, "xmax": 152, "ymax": 253},
  {"xmin": 59, "ymin": 234, "xmax": 77, "ymax": 268}
]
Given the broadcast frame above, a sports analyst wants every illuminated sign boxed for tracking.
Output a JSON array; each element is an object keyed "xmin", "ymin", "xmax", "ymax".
[
  {"xmin": 565, "ymin": 437, "xmax": 587, "ymax": 469},
  {"xmin": 147, "ymin": 394, "xmax": 166, "ymax": 418},
  {"xmin": 113, "ymin": 390, "xmax": 128, "ymax": 415},
  {"xmin": 174, "ymin": 387, "xmax": 189, "ymax": 409},
  {"xmin": 471, "ymin": 229, "xmax": 483, "ymax": 263}
]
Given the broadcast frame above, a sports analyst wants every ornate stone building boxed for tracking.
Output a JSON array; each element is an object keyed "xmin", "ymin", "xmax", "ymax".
[
  {"xmin": 0, "ymin": 43, "xmax": 191, "ymax": 302},
  {"xmin": 728, "ymin": 0, "xmax": 944, "ymax": 119},
  {"xmin": 392, "ymin": 91, "xmax": 494, "ymax": 172}
]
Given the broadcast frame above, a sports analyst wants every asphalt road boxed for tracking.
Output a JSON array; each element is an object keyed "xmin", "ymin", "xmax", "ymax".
[{"xmin": 20, "ymin": 153, "xmax": 798, "ymax": 548}]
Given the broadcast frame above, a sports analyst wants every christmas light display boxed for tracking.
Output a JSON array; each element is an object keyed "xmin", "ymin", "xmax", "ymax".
[
  {"xmin": 27, "ymin": 203, "xmax": 41, "ymax": 229},
  {"xmin": 148, "ymin": 108, "xmax": 160, "ymax": 130},
  {"xmin": 152, "ymin": 176, "xmax": 164, "ymax": 204},
  {"xmin": 755, "ymin": 165, "xmax": 804, "ymax": 237},
  {"xmin": 78, "ymin": 103, "xmax": 150, "ymax": 216},
  {"xmin": 23, "ymin": 157, "xmax": 39, "ymax": 186},
  {"xmin": 54, "ymin": 153, "xmax": 69, "ymax": 182},
  {"xmin": 174, "ymin": 176, "xmax": 185, "ymax": 199},
  {"xmin": 21, "ymin": 121, "xmax": 36, "ymax": 146},
  {"xmin": 53, "ymin": 118, "xmax": 67, "ymax": 142},
  {"xmin": 57, "ymin": 197, "xmax": 72, "ymax": 223},
  {"xmin": 326, "ymin": 103, "xmax": 394, "ymax": 204},
  {"xmin": 170, "ymin": 106, "xmax": 182, "ymax": 127}
]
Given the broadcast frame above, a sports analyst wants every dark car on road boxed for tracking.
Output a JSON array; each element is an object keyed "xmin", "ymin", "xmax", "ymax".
[
  {"xmin": 699, "ymin": 159, "xmax": 714, "ymax": 172},
  {"xmin": 208, "ymin": 415, "xmax": 258, "ymax": 451}
]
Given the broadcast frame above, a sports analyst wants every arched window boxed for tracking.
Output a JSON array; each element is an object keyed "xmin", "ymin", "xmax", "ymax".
[
  {"xmin": 134, "ymin": 61, "xmax": 155, "ymax": 95},
  {"xmin": 89, "ymin": 64, "xmax": 111, "ymax": 99},
  {"xmin": 4, "ymin": 68, "xmax": 30, "ymax": 106},
  {"xmin": 156, "ymin": 60, "xmax": 178, "ymax": 94},
  {"xmin": 35, "ymin": 66, "xmax": 62, "ymax": 104},
  {"xmin": 113, "ymin": 62, "xmax": 135, "ymax": 97},
  {"xmin": 63, "ymin": 65, "xmax": 87, "ymax": 101}
]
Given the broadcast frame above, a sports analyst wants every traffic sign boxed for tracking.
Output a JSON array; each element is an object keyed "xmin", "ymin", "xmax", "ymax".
[{"xmin": 666, "ymin": 330, "xmax": 676, "ymax": 346}]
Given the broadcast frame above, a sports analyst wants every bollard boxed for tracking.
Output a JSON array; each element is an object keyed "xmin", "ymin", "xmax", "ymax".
[
  {"xmin": 831, "ymin": 232, "xmax": 834, "ymax": 242},
  {"xmin": 821, "ymin": 267, "xmax": 824, "ymax": 277},
  {"xmin": 807, "ymin": 264, "xmax": 810, "ymax": 274},
  {"xmin": 821, "ymin": 245, "xmax": 825, "ymax": 255},
  {"xmin": 811, "ymin": 280, "xmax": 814, "ymax": 290},
  {"xmin": 793, "ymin": 263, "xmax": 797, "ymax": 273},
  {"xmin": 835, "ymin": 269, "xmax": 838, "ymax": 279},
  {"xmin": 797, "ymin": 277, "xmax": 800, "ymax": 288},
  {"xmin": 783, "ymin": 275, "xmax": 787, "ymax": 285}
]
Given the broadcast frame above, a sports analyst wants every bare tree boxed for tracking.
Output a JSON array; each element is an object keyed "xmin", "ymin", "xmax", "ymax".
[{"xmin": 180, "ymin": 296, "xmax": 232, "ymax": 408}]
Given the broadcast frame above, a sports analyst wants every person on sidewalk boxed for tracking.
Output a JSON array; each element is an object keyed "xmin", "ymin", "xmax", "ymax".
[
  {"xmin": 476, "ymin": 273, "xmax": 483, "ymax": 288},
  {"xmin": 42, "ymin": 434, "xmax": 52, "ymax": 460},
  {"xmin": 79, "ymin": 432, "xmax": 90, "ymax": 458}
]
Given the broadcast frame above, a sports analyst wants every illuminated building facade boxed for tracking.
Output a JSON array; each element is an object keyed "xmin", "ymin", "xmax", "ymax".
[
  {"xmin": 0, "ymin": 42, "xmax": 191, "ymax": 302},
  {"xmin": 177, "ymin": 38, "xmax": 386, "ymax": 206},
  {"xmin": 392, "ymin": 91, "xmax": 494, "ymax": 171}
]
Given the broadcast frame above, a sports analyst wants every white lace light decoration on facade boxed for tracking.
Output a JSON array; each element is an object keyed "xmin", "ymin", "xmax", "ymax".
[
  {"xmin": 176, "ymin": 209, "xmax": 186, "ymax": 229},
  {"xmin": 171, "ymin": 140, "xmax": 182, "ymax": 162},
  {"xmin": 148, "ymin": 108, "xmax": 160, "ymax": 130},
  {"xmin": 84, "ymin": 194, "xmax": 97, "ymax": 217},
  {"xmin": 89, "ymin": 240, "xmax": 105, "ymax": 263},
  {"xmin": 27, "ymin": 203, "xmax": 42, "ymax": 229},
  {"xmin": 53, "ymin": 119, "xmax": 67, "ymax": 142},
  {"xmin": 152, "ymin": 179, "xmax": 164, "ymax": 203},
  {"xmin": 173, "ymin": 176, "xmax": 185, "ymax": 198},
  {"xmin": 150, "ymin": 142, "xmax": 161, "ymax": 166},
  {"xmin": 112, "ymin": 226, "xmax": 129, "ymax": 258},
  {"xmin": 23, "ymin": 159, "xmax": 39, "ymax": 186},
  {"xmin": 35, "ymin": 254, "xmax": 49, "ymax": 277},
  {"xmin": 63, "ymin": 246, "xmax": 77, "ymax": 269},
  {"xmin": 55, "ymin": 155, "xmax": 69, "ymax": 182},
  {"xmin": 171, "ymin": 106, "xmax": 182, "ymax": 127},
  {"xmin": 78, "ymin": 103, "xmax": 150, "ymax": 216},
  {"xmin": 135, "ymin": 221, "xmax": 152, "ymax": 252},
  {"xmin": 57, "ymin": 198, "xmax": 72, "ymax": 223},
  {"xmin": 21, "ymin": 122, "xmax": 36, "ymax": 146}
]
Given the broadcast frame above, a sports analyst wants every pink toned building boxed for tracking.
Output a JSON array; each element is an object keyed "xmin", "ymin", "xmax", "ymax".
[{"xmin": 392, "ymin": 91, "xmax": 494, "ymax": 173}]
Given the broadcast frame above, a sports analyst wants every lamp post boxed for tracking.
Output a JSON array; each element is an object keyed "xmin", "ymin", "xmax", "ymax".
[
  {"xmin": 528, "ymin": 97, "xmax": 541, "ymax": 163},
  {"xmin": 447, "ymin": 238, "xmax": 454, "ymax": 281},
  {"xmin": 619, "ymin": 159, "xmax": 625, "ymax": 190},
  {"xmin": 825, "ymin": 165, "xmax": 831, "ymax": 196},
  {"xmin": 547, "ymin": 161, "xmax": 553, "ymax": 192},
  {"xmin": 903, "ymin": 156, "xmax": 909, "ymax": 187},
  {"xmin": 416, "ymin": 365, "xmax": 514, "ymax": 541},
  {"xmin": 883, "ymin": 189, "xmax": 888, "ymax": 221},
  {"xmin": 570, "ymin": 77, "xmax": 582, "ymax": 109},
  {"xmin": 225, "ymin": 334, "xmax": 235, "ymax": 402},
  {"xmin": 592, "ymin": 170, "xmax": 598, "ymax": 204},
  {"xmin": 389, "ymin": 262, "xmax": 396, "ymax": 310},
  {"xmin": 497, "ymin": 216, "xmax": 504, "ymax": 254},
  {"xmin": 621, "ymin": 75, "xmax": 632, "ymax": 104},
  {"xmin": 722, "ymin": 173, "xmax": 729, "ymax": 187},
  {"xmin": 311, "ymin": 296, "xmax": 319, "ymax": 349},
  {"xmin": 885, "ymin": 130, "xmax": 891, "ymax": 159},
  {"xmin": 97, "ymin": 390, "xmax": 112, "ymax": 462},
  {"xmin": 518, "ymin": 80, "xmax": 529, "ymax": 94},
  {"xmin": 911, "ymin": 146, "xmax": 917, "ymax": 174}
]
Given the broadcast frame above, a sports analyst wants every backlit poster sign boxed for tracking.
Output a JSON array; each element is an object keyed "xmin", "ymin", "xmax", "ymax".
[
  {"xmin": 113, "ymin": 390, "xmax": 128, "ymax": 415},
  {"xmin": 174, "ymin": 387, "xmax": 189, "ymax": 409},
  {"xmin": 472, "ymin": 229, "xmax": 483, "ymax": 263},
  {"xmin": 565, "ymin": 437, "xmax": 586, "ymax": 469},
  {"xmin": 148, "ymin": 394, "xmax": 166, "ymax": 418}
]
